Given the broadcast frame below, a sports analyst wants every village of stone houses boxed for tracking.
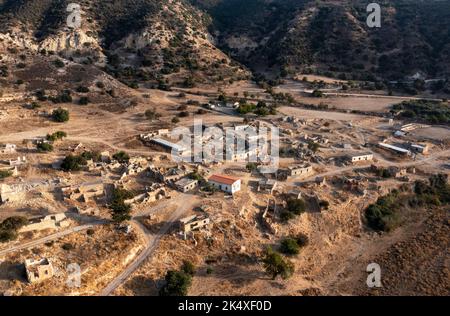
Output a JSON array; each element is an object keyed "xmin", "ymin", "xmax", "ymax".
[{"xmin": 0, "ymin": 0, "xmax": 449, "ymax": 297}]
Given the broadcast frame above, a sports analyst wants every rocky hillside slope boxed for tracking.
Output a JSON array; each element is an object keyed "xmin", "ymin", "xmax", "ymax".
[
  {"xmin": 192, "ymin": 0, "xmax": 450, "ymax": 81},
  {"xmin": 0, "ymin": 0, "xmax": 249, "ymax": 88}
]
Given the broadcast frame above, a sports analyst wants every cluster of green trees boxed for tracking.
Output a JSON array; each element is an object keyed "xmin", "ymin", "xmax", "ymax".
[
  {"xmin": 159, "ymin": 261, "xmax": 196, "ymax": 296},
  {"xmin": 0, "ymin": 217, "xmax": 28, "ymax": 243},
  {"xmin": 365, "ymin": 174, "xmax": 450, "ymax": 232},
  {"xmin": 392, "ymin": 100, "xmax": 450, "ymax": 125},
  {"xmin": 61, "ymin": 151, "xmax": 104, "ymax": 171},
  {"xmin": 46, "ymin": 131, "xmax": 67, "ymax": 142},
  {"xmin": 61, "ymin": 154, "xmax": 87, "ymax": 172},
  {"xmin": 237, "ymin": 101, "xmax": 276, "ymax": 116},
  {"xmin": 112, "ymin": 151, "xmax": 130, "ymax": 163}
]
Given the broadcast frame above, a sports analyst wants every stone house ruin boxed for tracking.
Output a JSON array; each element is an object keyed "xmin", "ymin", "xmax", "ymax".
[
  {"xmin": 25, "ymin": 258, "xmax": 54, "ymax": 284},
  {"xmin": 179, "ymin": 215, "xmax": 211, "ymax": 239},
  {"xmin": 348, "ymin": 153, "xmax": 374, "ymax": 164},
  {"xmin": 0, "ymin": 143, "xmax": 17, "ymax": 154},
  {"xmin": 61, "ymin": 181, "xmax": 104, "ymax": 203},
  {"xmin": 148, "ymin": 165, "xmax": 190, "ymax": 183},
  {"xmin": 175, "ymin": 178, "xmax": 198, "ymax": 193},
  {"xmin": 258, "ymin": 179, "xmax": 278, "ymax": 195},
  {"xmin": 0, "ymin": 183, "xmax": 24, "ymax": 203},
  {"xmin": 19, "ymin": 213, "xmax": 69, "ymax": 233},
  {"xmin": 287, "ymin": 164, "xmax": 313, "ymax": 177},
  {"xmin": 124, "ymin": 183, "xmax": 168, "ymax": 205}
]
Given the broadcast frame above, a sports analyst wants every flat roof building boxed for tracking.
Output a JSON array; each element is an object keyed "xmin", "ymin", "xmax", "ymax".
[
  {"xmin": 378, "ymin": 143, "xmax": 411, "ymax": 156},
  {"xmin": 175, "ymin": 178, "xmax": 198, "ymax": 193},
  {"xmin": 348, "ymin": 153, "xmax": 374, "ymax": 163},
  {"xmin": 150, "ymin": 138, "xmax": 188, "ymax": 156}
]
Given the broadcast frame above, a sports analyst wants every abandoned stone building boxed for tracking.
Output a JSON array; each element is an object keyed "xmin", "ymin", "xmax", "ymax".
[
  {"xmin": 7, "ymin": 156, "xmax": 27, "ymax": 167},
  {"xmin": 0, "ymin": 183, "xmax": 24, "ymax": 203},
  {"xmin": 287, "ymin": 164, "xmax": 313, "ymax": 177},
  {"xmin": 148, "ymin": 165, "xmax": 190, "ymax": 183},
  {"xmin": 0, "ymin": 166, "xmax": 18, "ymax": 177},
  {"xmin": 179, "ymin": 215, "xmax": 210, "ymax": 239},
  {"xmin": 348, "ymin": 153, "xmax": 374, "ymax": 163},
  {"xmin": 62, "ymin": 181, "xmax": 105, "ymax": 203},
  {"xmin": 19, "ymin": 213, "xmax": 69, "ymax": 233},
  {"xmin": 258, "ymin": 179, "xmax": 278, "ymax": 195},
  {"xmin": 409, "ymin": 143, "xmax": 429, "ymax": 155},
  {"xmin": 25, "ymin": 258, "xmax": 54, "ymax": 284},
  {"xmin": 175, "ymin": 178, "xmax": 198, "ymax": 193},
  {"xmin": 0, "ymin": 143, "xmax": 17, "ymax": 154}
]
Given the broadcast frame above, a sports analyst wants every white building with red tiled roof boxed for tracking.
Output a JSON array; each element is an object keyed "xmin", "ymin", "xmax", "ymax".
[{"xmin": 208, "ymin": 174, "xmax": 241, "ymax": 194}]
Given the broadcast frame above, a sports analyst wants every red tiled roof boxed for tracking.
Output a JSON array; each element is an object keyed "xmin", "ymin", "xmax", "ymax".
[{"xmin": 208, "ymin": 174, "xmax": 240, "ymax": 185}]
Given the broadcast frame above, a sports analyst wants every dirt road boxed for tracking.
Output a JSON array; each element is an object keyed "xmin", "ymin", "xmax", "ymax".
[
  {"xmin": 99, "ymin": 193, "xmax": 198, "ymax": 296},
  {"xmin": 0, "ymin": 221, "xmax": 105, "ymax": 258}
]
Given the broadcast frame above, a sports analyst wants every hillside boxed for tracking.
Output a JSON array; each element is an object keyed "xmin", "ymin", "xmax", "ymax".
[
  {"xmin": 0, "ymin": 0, "xmax": 249, "ymax": 89},
  {"xmin": 0, "ymin": 0, "xmax": 449, "ymax": 88},
  {"xmin": 192, "ymin": 0, "xmax": 450, "ymax": 81}
]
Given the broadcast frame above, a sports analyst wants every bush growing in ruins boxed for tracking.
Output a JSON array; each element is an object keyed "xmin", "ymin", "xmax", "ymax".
[
  {"xmin": 113, "ymin": 151, "xmax": 130, "ymax": 163},
  {"xmin": 246, "ymin": 162, "xmax": 258, "ymax": 172},
  {"xmin": 109, "ymin": 188, "xmax": 134, "ymax": 223},
  {"xmin": 280, "ymin": 198, "xmax": 306, "ymax": 223},
  {"xmin": 61, "ymin": 154, "xmax": 87, "ymax": 172},
  {"xmin": 262, "ymin": 247, "xmax": 294, "ymax": 280},
  {"xmin": 0, "ymin": 170, "xmax": 12, "ymax": 179},
  {"xmin": 0, "ymin": 216, "xmax": 28, "ymax": 243},
  {"xmin": 81, "ymin": 151, "xmax": 102, "ymax": 162},
  {"xmin": 52, "ymin": 108, "xmax": 70, "ymax": 122},
  {"xmin": 286, "ymin": 198, "xmax": 306, "ymax": 215},
  {"xmin": 307, "ymin": 141, "xmax": 320, "ymax": 153},
  {"xmin": 37, "ymin": 142, "xmax": 53, "ymax": 152}
]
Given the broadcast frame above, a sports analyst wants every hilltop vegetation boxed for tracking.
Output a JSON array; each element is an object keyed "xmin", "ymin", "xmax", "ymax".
[
  {"xmin": 192, "ymin": 0, "xmax": 450, "ymax": 81},
  {"xmin": 1, "ymin": 0, "xmax": 449, "ymax": 85}
]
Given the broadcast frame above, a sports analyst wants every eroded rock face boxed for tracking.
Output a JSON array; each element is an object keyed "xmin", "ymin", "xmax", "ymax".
[
  {"xmin": 38, "ymin": 30, "xmax": 106, "ymax": 65},
  {"xmin": 39, "ymin": 30, "xmax": 97, "ymax": 51},
  {"xmin": 0, "ymin": 32, "xmax": 38, "ymax": 51}
]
